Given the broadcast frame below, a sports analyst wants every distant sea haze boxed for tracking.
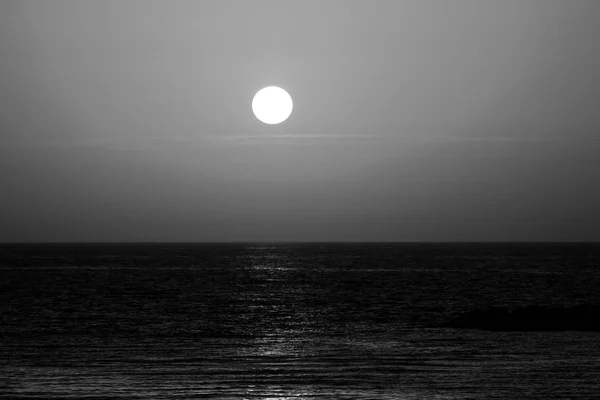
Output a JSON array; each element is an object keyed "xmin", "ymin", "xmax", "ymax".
[{"xmin": 1, "ymin": 243, "xmax": 600, "ymax": 399}]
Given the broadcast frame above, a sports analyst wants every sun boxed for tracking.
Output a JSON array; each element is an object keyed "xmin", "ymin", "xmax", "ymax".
[{"xmin": 252, "ymin": 86, "xmax": 293, "ymax": 124}]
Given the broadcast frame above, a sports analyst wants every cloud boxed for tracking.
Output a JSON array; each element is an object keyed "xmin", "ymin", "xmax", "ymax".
[
  {"xmin": 217, "ymin": 133, "xmax": 387, "ymax": 144},
  {"xmin": 422, "ymin": 135, "xmax": 557, "ymax": 144}
]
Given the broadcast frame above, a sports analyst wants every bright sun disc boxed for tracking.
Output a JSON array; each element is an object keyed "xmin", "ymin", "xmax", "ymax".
[{"xmin": 252, "ymin": 86, "xmax": 293, "ymax": 124}]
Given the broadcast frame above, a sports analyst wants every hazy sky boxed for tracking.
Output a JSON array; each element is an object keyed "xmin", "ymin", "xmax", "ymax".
[{"xmin": 1, "ymin": 0, "xmax": 600, "ymax": 242}]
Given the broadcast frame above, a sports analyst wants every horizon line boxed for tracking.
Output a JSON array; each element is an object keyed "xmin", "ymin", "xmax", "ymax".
[{"xmin": 1, "ymin": 241, "xmax": 599, "ymax": 245}]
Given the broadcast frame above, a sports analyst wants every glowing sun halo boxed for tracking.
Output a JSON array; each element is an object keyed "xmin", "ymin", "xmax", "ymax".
[{"xmin": 252, "ymin": 86, "xmax": 293, "ymax": 124}]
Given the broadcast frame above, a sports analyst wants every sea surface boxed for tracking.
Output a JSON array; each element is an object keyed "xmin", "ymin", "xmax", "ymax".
[{"xmin": 1, "ymin": 243, "xmax": 600, "ymax": 399}]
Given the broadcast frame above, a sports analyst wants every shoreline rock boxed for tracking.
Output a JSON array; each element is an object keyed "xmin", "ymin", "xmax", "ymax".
[{"xmin": 445, "ymin": 304, "xmax": 600, "ymax": 332}]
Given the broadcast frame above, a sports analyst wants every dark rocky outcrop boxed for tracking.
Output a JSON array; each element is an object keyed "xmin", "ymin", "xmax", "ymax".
[{"xmin": 445, "ymin": 305, "xmax": 600, "ymax": 332}]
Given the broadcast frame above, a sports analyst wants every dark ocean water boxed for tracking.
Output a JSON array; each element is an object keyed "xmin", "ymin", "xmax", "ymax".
[{"xmin": 1, "ymin": 243, "xmax": 600, "ymax": 399}]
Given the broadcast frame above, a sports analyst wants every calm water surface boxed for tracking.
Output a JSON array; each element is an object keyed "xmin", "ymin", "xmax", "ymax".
[{"xmin": 1, "ymin": 243, "xmax": 600, "ymax": 399}]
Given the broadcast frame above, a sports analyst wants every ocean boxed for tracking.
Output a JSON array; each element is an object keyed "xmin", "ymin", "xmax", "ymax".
[{"xmin": 1, "ymin": 243, "xmax": 599, "ymax": 399}]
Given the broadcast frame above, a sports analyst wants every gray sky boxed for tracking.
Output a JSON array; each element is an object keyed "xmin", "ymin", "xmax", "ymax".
[{"xmin": 1, "ymin": 0, "xmax": 600, "ymax": 242}]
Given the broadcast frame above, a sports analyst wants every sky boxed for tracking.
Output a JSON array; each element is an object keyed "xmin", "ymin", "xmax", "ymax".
[{"xmin": 1, "ymin": 0, "xmax": 600, "ymax": 242}]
